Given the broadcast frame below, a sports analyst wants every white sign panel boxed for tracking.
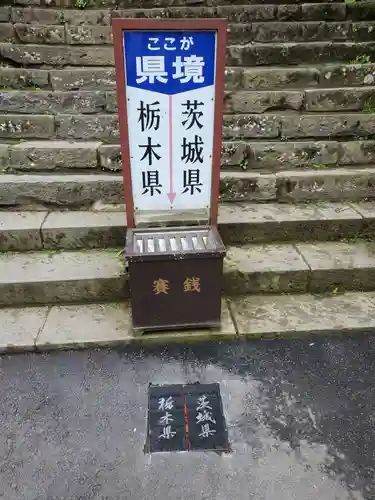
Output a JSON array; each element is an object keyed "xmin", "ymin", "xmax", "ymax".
[{"xmin": 123, "ymin": 31, "xmax": 216, "ymax": 215}]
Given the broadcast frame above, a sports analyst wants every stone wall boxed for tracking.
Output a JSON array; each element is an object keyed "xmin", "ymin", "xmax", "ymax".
[{"xmin": 0, "ymin": 0, "xmax": 375, "ymax": 178}]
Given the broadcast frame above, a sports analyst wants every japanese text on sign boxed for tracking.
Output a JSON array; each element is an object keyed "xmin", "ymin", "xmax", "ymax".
[
  {"xmin": 195, "ymin": 394, "xmax": 216, "ymax": 438},
  {"xmin": 152, "ymin": 277, "xmax": 201, "ymax": 295},
  {"xmin": 158, "ymin": 396, "xmax": 177, "ymax": 440},
  {"xmin": 125, "ymin": 32, "xmax": 214, "ymax": 93},
  {"xmin": 147, "ymin": 384, "xmax": 229, "ymax": 453},
  {"xmin": 124, "ymin": 30, "xmax": 216, "ymax": 215}
]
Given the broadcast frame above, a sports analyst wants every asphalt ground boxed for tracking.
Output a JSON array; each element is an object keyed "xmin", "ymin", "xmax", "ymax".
[{"xmin": 0, "ymin": 335, "xmax": 374, "ymax": 500}]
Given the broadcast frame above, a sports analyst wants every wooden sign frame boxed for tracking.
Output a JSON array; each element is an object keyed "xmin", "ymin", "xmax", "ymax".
[{"xmin": 112, "ymin": 18, "xmax": 227, "ymax": 228}]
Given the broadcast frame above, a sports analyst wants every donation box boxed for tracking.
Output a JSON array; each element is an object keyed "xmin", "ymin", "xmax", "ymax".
[
  {"xmin": 126, "ymin": 226, "xmax": 226, "ymax": 332},
  {"xmin": 112, "ymin": 18, "xmax": 228, "ymax": 333}
]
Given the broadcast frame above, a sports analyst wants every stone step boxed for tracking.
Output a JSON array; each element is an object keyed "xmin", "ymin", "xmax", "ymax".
[
  {"xmin": 228, "ymin": 21, "xmax": 375, "ymax": 44},
  {"xmin": 2, "ymin": 239, "xmax": 375, "ymax": 306},
  {"xmin": 7, "ymin": 3, "xmax": 375, "ymax": 25},
  {"xmin": 303, "ymin": 87, "xmax": 375, "ymax": 112},
  {"xmin": 2, "ymin": 139, "xmax": 375, "ymax": 173},
  {"xmin": 0, "ymin": 173, "xmax": 123, "ymax": 209},
  {"xmin": 2, "ymin": 64, "xmax": 374, "ymax": 92},
  {"xmin": 0, "ymin": 299, "xmax": 236, "ymax": 351},
  {"xmin": 2, "ymin": 86, "xmax": 375, "ymax": 115},
  {"xmin": 0, "ymin": 248, "xmax": 126, "ymax": 307},
  {"xmin": 2, "ymin": 168, "xmax": 375, "ymax": 208},
  {"xmin": 226, "ymin": 86, "xmax": 375, "ymax": 114},
  {"xmin": 3, "ymin": 21, "xmax": 375, "ymax": 45},
  {"xmin": 223, "ymin": 113, "xmax": 375, "ymax": 141},
  {"xmin": 2, "ymin": 289, "xmax": 375, "ymax": 351},
  {"xmin": 2, "ymin": 201, "xmax": 373, "ymax": 251},
  {"xmin": 231, "ymin": 291, "xmax": 375, "ymax": 339},
  {"xmin": 226, "ymin": 41, "xmax": 375, "ymax": 67},
  {"xmin": 230, "ymin": 64, "xmax": 375, "ymax": 91},
  {"xmin": 224, "ymin": 240, "xmax": 375, "ymax": 295},
  {"xmin": 1, "ymin": 111, "xmax": 374, "ymax": 141},
  {"xmin": 2, "ymin": 41, "xmax": 375, "ymax": 67},
  {"xmin": 221, "ymin": 140, "xmax": 375, "ymax": 171},
  {"xmin": 222, "ymin": 168, "xmax": 375, "ymax": 203}
]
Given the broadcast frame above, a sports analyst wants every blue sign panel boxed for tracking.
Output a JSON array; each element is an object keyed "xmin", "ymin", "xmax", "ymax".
[{"xmin": 123, "ymin": 31, "xmax": 216, "ymax": 95}]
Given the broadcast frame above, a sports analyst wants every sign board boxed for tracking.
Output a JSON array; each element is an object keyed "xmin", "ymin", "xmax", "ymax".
[
  {"xmin": 112, "ymin": 19, "xmax": 227, "ymax": 227},
  {"xmin": 146, "ymin": 383, "xmax": 229, "ymax": 453}
]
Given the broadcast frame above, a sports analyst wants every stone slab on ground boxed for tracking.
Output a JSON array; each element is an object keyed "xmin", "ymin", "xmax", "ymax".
[
  {"xmin": 0, "ymin": 202, "xmax": 366, "ymax": 251},
  {"xmin": 297, "ymin": 240, "xmax": 375, "ymax": 292},
  {"xmin": 224, "ymin": 243, "xmax": 310, "ymax": 294},
  {"xmin": 0, "ymin": 211, "xmax": 47, "ymax": 250},
  {"xmin": 0, "ymin": 144, "xmax": 9, "ymax": 170},
  {"xmin": 340, "ymin": 141, "xmax": 375, "ymax": 166},
  {"xmin": 351, "ymin": 201, "xmax": 375, "ymax": 237},
  {"xmin": 305, "ymin": 87, "xmax": 375, "ymax": 112},
  {"xmin": 9, "ymin": 3, "xmax": 359, "ymax": 24},
  {"xmin": 35, "ymin": 300, "xmax": 236, "ymax": 350},
  {"xmin": 223, "ymin": 168, "xmax": 375, "ymax": 203},
  {"xmin": 0, "ymin": 6, "xmax": 10, "ymax": 22},
  {"xmin": 2, "ymin": 291, "xmax": 375, "ymax": 351},
  {"xmin": 281, "ymin": 113, "xmax": 375, "ymax": 140},
  {"xmin": 49, "ymin": 68, "xmax": 115, "ymax": 91},
  {"xmin": 41, "ymin": 210, "xmax": 126, "ymax": 249},
  {"xmin": 0, "ymin": 249, "xmax": 126, "ymax": 306},
  {"xmin": 0, "ymin": 68, "xmax": 50, "ymax": 89},
  {"xmin": 220, "ymin": 171, "xmax": 278, "ymax": 202},
  {"xmin": 55, "ymin": 114, "xmax": 120, "ymax": 141},
  {"xmin": 0, "ymin": 43, "xmax": 115, "ymax": 67},
  {"xmin": 224, "ymin": 90, "xmax": 304, "ymax": 114},
  {"xmin": 10, "ymin": 20, "xmax": 368, "ymax": 46},
  {"xmin": 0, "ymin": 173, "xmax": 122, "ymax": 209},
  {"xmin": 3, "ymin": 240, "xmax": 375, "ymax": 305},
  {"xmin": 10, "ymin": 7, "xmax": 112, "ymax": 26},
  {"xmin": 37, "ymin": 302, "xmax": 133, "ymax": 350},
  {"xmin": 274, "ymin": 168, "xmax": 375, "ymax": 203},
  {"xmin": 242, "ymin": 140, "xmax": 341, "ymax": 170},
  {"xmin": 40, "ymin": 64, "xmax": 375, "ymax": 92},
  {"xmin": 218, "ymin": 202, "xmax": 363, "ymax": 245},
  {"xmin": 3, "ymin": 40, "xmax": 375, "ymax": 68},
  {"xmin": 0, "ymin": 299, "xmax": 235, "ymax": 352},
  {"xmin": 0, "ymin": 114, "xmax": 54, "ymax": 139},
  {"xmin": 225, "ymin": 240, "xmax": 375, "ymax": 295},
  {"xmin": 351, "ymin": 201, "xmax": 375, "ymax": 220},
  {"xmin": 15, "ymin": 139, "xmax": 370, "ymax": 172},
  {"xmin": 224, "ymin": 114, "xmax": 280, "ymax": 140},
  {"xmin": 0, "ymin": 91, "xmax": 107, "ymax": 115},
  {"xmin": 232, "ymin": 292, "xmax": 375, "ymax": 338},
  {"xmin": 13, "ymin": 23, "xmax": 65, "ymax": 45},
  {"xmin": 0, "ymin": 305, "xmax": 48, "ymax": 352},
  {"xmin": 9, "ymin": 141, "xmax": 101, "ymax": 171},
  {"xmin": 4, "ymin": 138, "xmax": 375, "ymax": 172},
  {"xmin": 11, "ymin": 111, "xmax": 372, "ymax": 143}
]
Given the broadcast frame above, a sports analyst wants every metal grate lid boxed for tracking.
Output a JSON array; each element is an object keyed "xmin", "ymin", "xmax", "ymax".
[{"xmin": 125, "ymin": 226, "xmax": 226, "ymax": 262}]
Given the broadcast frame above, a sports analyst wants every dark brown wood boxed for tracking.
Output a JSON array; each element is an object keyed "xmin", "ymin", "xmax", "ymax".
[
  {"xmin": 209, "ymin": 21, "xmax": 227, "ymax": 226},
  {"xmin": 129, "ymin": 257, "xmax": 223, "ymax": 331},
  {"xmin": 112, "ymin": 19, "xmax": 135, "ymax": 228},
  {"xmin": 126, "ymin": 226, "xmax": 225, "ymax": 332}
]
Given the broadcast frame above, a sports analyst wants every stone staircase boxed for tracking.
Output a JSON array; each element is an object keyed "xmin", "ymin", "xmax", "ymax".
[{"xmin": 1, "ymin": 0, "xmax": 375, "ymax": 349}]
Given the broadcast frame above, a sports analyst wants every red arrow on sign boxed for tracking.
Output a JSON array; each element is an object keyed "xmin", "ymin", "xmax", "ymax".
[{"xmin": 167, "ymin": 95, "xmax": 176, "ymax": 205}]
